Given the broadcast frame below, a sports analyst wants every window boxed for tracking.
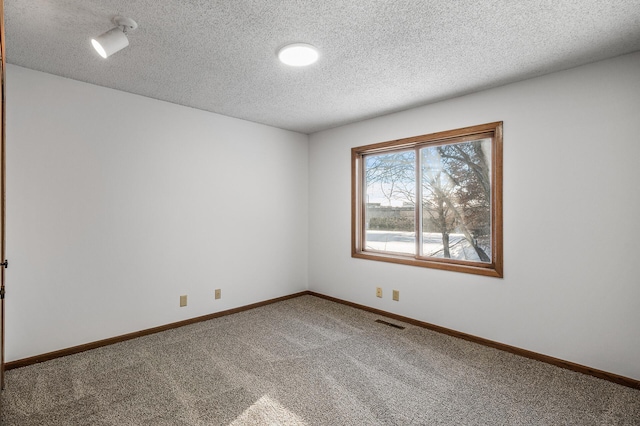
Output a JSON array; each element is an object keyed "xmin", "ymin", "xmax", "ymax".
[{"xmin": 352, "ymin": 122, "xmax": 503, "ymax": 277}]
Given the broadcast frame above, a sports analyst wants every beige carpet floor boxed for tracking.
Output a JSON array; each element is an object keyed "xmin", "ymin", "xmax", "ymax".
[{"xmin": 1, "ymin": 295, "xmax": 639, "ymax": 425}]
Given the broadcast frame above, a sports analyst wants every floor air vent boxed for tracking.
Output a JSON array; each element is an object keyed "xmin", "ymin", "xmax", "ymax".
[{"xmin": 375, "ymin": 319, "xmax": 406, "ymax": 330}]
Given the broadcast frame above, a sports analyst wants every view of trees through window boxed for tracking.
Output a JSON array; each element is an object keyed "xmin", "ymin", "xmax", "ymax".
[
  {"xmin": 421, "ymin": 139, "xmax": 492, "ymax": 261},
  {"xmin": 365, "ymin": 139, "xmax": 491, "ymax": 262},
  {"xmin": 354, "ymin": 122, "xmax": 502, "ymax": 276},
  {"xmin": 365, "ymin": 151, "xmax": 416, "ymax": 255}
]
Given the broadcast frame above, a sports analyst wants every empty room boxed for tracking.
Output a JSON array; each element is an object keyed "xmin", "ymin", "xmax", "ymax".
[{"xmin": 0, "ymin": 1, "xmax": 639, "ymax": 425}]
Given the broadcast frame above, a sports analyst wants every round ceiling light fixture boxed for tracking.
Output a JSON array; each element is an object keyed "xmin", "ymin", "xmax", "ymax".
[{"xmin": 278, "ymin": 43, "xmax": 319, "ymax": 67}]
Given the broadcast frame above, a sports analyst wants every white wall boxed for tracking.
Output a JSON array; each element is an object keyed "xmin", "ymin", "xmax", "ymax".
[
  {"xmin": 308, "ymin": 52, "xmax": 640, "ymax": 380},
  {"xmin": 6, "ymin": 52, "xmax": 640, "ymax": 381},
  {"xmin": 6, "ymin": 65, "xmax": 309, "ymax": 362}
]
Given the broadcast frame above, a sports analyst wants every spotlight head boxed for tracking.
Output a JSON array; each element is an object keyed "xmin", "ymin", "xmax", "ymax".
[{"xmin": 92, "ymin": 16, "xmax": 137, "ymax": 59}]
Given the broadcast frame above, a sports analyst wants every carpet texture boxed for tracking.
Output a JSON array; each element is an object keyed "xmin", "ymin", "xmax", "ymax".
[{"xmin": 1, "ymin": 295, "xmax": 639, "ymax": 425}]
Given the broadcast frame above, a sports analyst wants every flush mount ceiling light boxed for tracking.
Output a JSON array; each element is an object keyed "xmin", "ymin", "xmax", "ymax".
[
  {"xmin": 91, "ymin": 16, "xmax": 138, "ymax": 59},
  {"xmin": 278, "ymin": 43, "xmax": 319, "ymax": 67}
]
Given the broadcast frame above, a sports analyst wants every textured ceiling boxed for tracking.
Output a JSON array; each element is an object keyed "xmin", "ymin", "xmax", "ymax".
[{"xmin": 5, "ymin": 1, "xmax": 640, "ymax": 134}]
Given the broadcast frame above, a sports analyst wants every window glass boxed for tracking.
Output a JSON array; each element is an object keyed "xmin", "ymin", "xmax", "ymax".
[
  {"xmin": 420, "ymin": 139, "xmax": 491, "ymax": 262},
  {"xmin": 364, "ymin": 151, "xmax": 415, "ymax": 255}
]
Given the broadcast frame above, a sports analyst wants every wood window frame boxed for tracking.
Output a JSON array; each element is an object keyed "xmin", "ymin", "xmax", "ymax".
[{"xmin": 351, "ymin": 122, "xmax": 503, "ymax": 277}]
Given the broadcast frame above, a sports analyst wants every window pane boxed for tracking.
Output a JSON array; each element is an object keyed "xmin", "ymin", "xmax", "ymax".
[
  {"xmin": 364, "ymin": 151, "xmax": 416, "ymax": 255},
  {"xmin": 421, "ymin": 139, "xmax": 492, "ymax": 262}
]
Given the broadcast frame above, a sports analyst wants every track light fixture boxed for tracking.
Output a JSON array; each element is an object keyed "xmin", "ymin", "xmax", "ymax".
[{"xmin": 91, "ymin": 16, "xmax": 138, "ymax": 59}]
